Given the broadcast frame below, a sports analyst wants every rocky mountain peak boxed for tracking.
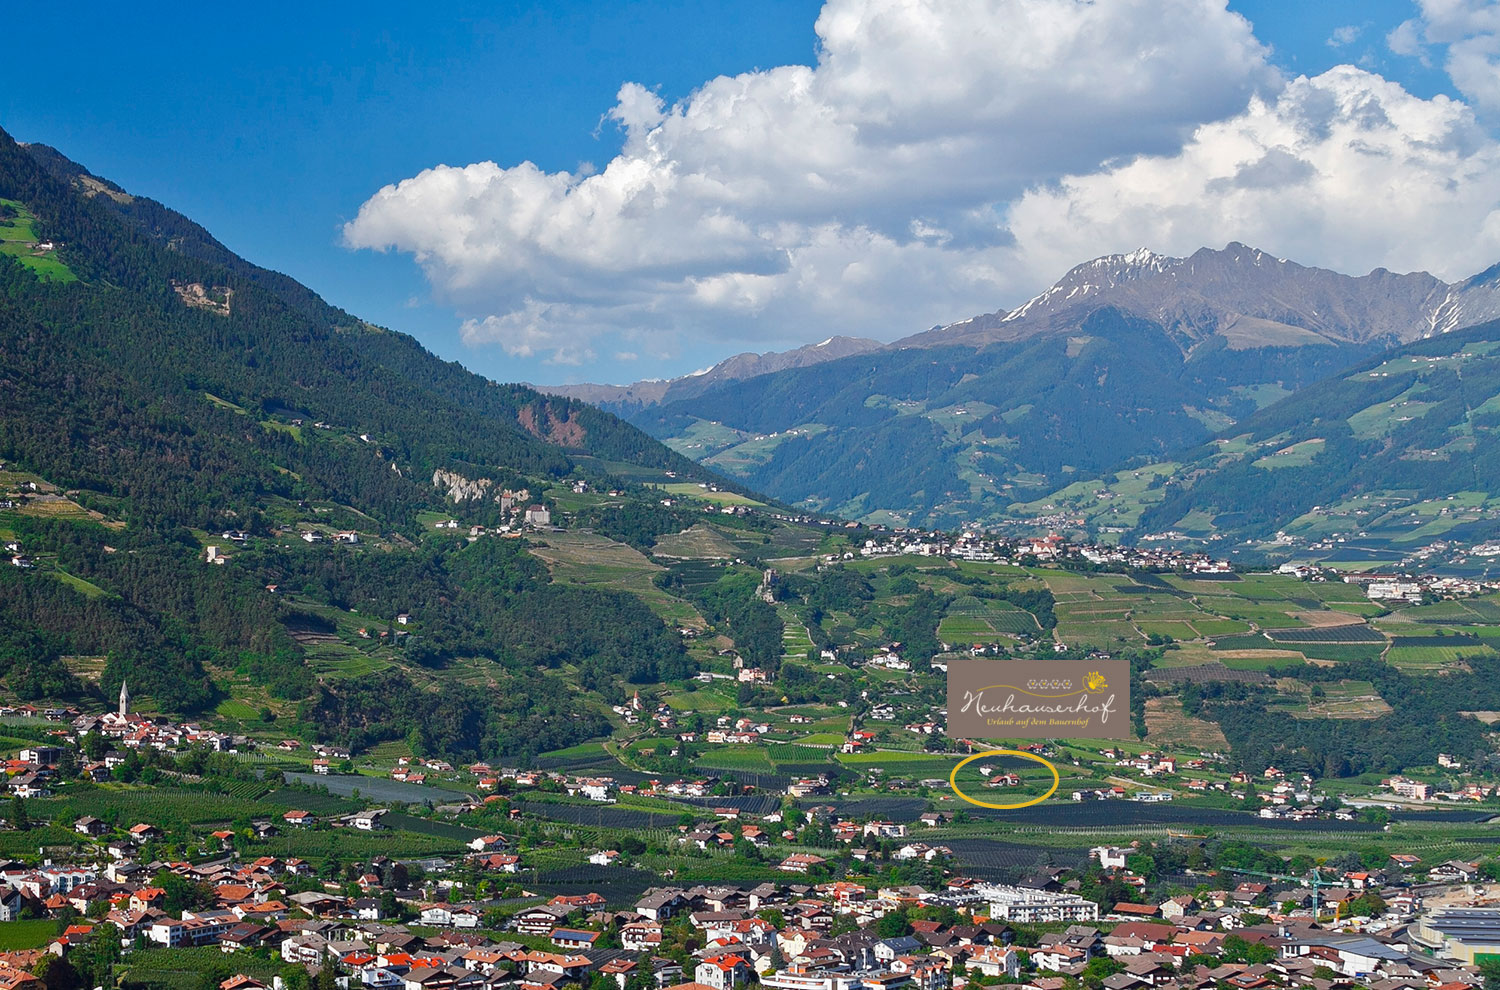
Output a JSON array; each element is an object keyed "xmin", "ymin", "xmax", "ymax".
[{"xmin": 906, "ymin": 243, "xmax": 1457, "ymax": 351}]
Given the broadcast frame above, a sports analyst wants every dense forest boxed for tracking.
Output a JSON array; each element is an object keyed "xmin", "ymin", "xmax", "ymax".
[
  {"xmin": 0, "ymin": 128, "xmax": 725, "ymax": 533},
  {"xmin": 308, "ymin": 668, "xmax": 611, "ymax": 762},
  {"xmin": 0, "ymin": 516, "xmax": 296, "ymax": 711}
]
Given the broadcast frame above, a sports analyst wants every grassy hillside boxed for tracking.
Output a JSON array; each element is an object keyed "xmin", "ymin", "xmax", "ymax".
[{"xmin": 1015, "ymin": 321, "xmax": 1500, "ymax": 561}]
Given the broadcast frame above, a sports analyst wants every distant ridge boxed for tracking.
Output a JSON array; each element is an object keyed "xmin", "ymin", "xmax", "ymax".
[{"xmin": 539, "ymin": 335, "xmax": 884, "ymax": 415}]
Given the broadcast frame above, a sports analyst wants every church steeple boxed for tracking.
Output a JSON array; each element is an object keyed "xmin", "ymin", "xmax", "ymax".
[{"xmin": 118, "ymin": 679, "xmax": 129, "ymax": 718}]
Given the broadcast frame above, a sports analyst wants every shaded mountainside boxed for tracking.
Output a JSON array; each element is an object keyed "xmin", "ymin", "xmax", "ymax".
[
  {"xmin": 0, "ymin": 126, "xmax": 746, "ymax": 754},
  {"xmin": 635, "ymin": 309, "xmax": 1375, "ymax": 527},
  {"xmin": 6, "ymin": 135, "xmax": 726, "ymax": 496}
]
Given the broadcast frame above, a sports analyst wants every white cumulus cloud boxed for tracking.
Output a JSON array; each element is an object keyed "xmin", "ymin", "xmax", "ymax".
[
  {"xmin": 1391, "ymin": 1, "xmax": 1500, "ymax": 112},
  {"xmin": 1006, "ymin": 66, "xmax": 1500, "ymax": 287},
  {"xmin": 345, "ymin": 0, "xmax": 1273, "ymax": 361},
  {"xmin": 1328, "ymin": 24, "xmax": 1362, "ymax": 47},
  {"xmin": 346, "ymin": 0, "xmax": 1500, "ymax": 368}
]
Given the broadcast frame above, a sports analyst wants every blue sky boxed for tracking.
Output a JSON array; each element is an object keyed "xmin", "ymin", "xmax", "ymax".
[{"xmin": 3, "ymin": 1, "xmax": 1496, "ymax": 386}]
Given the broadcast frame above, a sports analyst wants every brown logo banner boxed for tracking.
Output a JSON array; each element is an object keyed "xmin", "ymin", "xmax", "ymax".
[{"xmin": 946, "ymin": 658, "xmax": 1130, "ymax": 739}]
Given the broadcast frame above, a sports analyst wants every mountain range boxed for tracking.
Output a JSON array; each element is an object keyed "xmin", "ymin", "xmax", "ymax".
[
  {"xmin": 552, "ymin": 243, "xmax": 1500, "ymax": 417},
  {"xmin": 7, "ymin": 117, "xmax": 1500, "ymax": 569},
  {"xmin": 904, "ymin": 243, "xmax": 1500, "ymax": 349},
  {"xmin": 566, "ymin": 244, "xmax": 1500, "ymax": 532}
]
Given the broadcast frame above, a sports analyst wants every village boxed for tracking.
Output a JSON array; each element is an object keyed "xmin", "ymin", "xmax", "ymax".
[
  {"xmin": 843, "ymin": 532, "xmax": 1235, "ymax": 578},
  {"xmin": 4, "ymin": 677, "xmax": 1500, "ymax": 990},
  {"xmin": 7, "ymin": 787, "xmax": 1500, "ymax": 990}
]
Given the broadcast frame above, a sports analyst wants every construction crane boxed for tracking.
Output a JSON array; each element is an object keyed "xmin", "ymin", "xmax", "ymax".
[{"xmin": 1220, "ymin": 865, "xmax": 1341, "ymax": 921}]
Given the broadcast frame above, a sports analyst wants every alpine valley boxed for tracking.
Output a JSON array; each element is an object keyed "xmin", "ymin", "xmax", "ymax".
[
  {"xmin": 14, "ymin": 123, "xmax": 1500, "ymax": 951},
  {"xmin": 551, "ymin": 246, "xmax": 1500, "ymax": 558}
]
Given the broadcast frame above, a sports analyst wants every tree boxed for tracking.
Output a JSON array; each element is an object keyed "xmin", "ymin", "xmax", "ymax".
[
  {"xmin": 1081, "ymin": 956, "xmax": 1124, "ymax": 990},
  {"xmin": 875, "ymin": 909, "xmax": 911, "ymax": 938},
  {"xmin": 314, "ymin": 964, "xmax": 339, "ymax": 990},
  {"xmin": 1481, "ymin": 957, "xmax": 1500, "ymax": 990},
  {"xmin": 9, "ymin": 795, "xmax": 28, "ymax": 832},
  {"xmin": 597, "ymin": 923, "xmax": 621, "ymax": 950},
  {"xmin": 153, "ymin": 872, "xmax": 214, "ymax": 915},
  {"xmin": 278, "ymin": 966, "xmax": 309, "ymax": 990},
  {"xmin": 1124, "ymin": 852, "xmax": 1156, "ymax": 879},
  {"xmin": 75, "ymin": 929, "xmax": 121, "ymax": 990},
  {"xmin": 1219, "ymin": 936, "xmax": 1270, "ymax": 964},
  {"xmin": 82, "ymin": 731, "xmax": 108, "ymax": 762},
  {"xmin": 33, "ymin": 955, "xmax": 79, "ymax": 990}
]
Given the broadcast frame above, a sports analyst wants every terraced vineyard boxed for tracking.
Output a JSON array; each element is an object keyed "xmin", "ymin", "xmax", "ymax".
[
  {"xmin": 943, "ymin": 838, "xmax": 1088, "ymax": 880},
  {"xmin": 940, "ymin": 596, "xmax": 1042, "ymax": 642},
  {"xmin": 1265, "ymin": 625, "xmax": 1386, "ymax": 643},
  {"xmin": 514, "ymin": 799, "xmax": 683, "ymax": 830},
  {"xmin": 695, "ymin": 745, "xmax": 777, "ymax": 771},
  {"xmin": 533, "ymin": 865, "xmax": 661, "ymax": 900},
  {"xmin": 796, "ymin": 796, "xmax": 928, "ymax": 818},
  {"xmin": 982, "ymin": 800, "xmax": 1383, "ymax": 830},
  {"xmin": 1388, "ymin": 644, "xmax": 1496, "ymax": 668}
]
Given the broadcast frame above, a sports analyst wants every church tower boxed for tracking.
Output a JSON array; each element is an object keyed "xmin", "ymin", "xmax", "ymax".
[{"xmin": 118, "ymin": 679, "xmax": 129, "ymax": 718}]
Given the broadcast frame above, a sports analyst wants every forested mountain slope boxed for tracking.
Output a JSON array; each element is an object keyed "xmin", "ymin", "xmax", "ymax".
[
  {"xmin": 2, "ymin": 133, "xmax": 725, "ymax": 515},
  {"xmin": 0, "ymin": 126, "xmax": 749, "ymax": 758}
]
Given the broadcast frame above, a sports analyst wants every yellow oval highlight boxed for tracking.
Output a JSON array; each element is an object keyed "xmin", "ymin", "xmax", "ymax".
[{"xmin": 949, "ymin": 749, "xmax": 1060, "ymax": 810}]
